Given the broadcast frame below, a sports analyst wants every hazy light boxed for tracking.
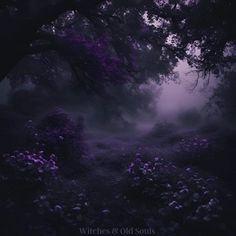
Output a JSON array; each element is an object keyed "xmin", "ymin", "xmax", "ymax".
[{"xmin": 157, "ymin": 61, "xmax": 217, "ymax": 121}]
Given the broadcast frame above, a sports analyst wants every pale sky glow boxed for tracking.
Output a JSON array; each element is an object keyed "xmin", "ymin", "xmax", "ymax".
[{"xmin": 157, "ymin": 61, "xmax": 217, "ymax": 120}]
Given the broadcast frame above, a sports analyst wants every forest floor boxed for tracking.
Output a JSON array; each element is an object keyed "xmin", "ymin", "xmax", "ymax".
[
  {"xmin": 70, "ymin": 125, "xmax": 236, "ymax": 235},
  {"xmin": 1, "ymin": 115, "xmax": 236, "ymax": 236}
]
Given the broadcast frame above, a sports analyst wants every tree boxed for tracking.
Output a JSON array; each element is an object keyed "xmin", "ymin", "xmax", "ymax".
[
  {"xmin": 210, "ymin": 71, "xmax": 236, "ymax": 123},
  {"xmin": 0, "ymin": 0, "xmax": 235, "ymax": 91}
]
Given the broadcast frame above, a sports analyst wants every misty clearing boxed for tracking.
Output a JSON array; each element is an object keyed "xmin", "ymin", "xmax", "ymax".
[{"xmin": 0, "ymin": 1, "xmax": 236, "ymax": 236}]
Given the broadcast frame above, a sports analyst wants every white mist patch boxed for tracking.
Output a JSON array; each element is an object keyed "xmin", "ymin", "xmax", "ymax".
[
  {"xmin": 157, "ymin": 61, "xmax": 217, "ymax": 121},
  {"xmin": 158, "ymin": 82, "xmax": 206, "ymax": 120}
]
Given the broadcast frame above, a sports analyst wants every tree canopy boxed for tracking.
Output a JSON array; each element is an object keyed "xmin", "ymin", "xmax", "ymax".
[{"xmin": 0, "ymin": 0, "xmax": 235, "ymax": 91}]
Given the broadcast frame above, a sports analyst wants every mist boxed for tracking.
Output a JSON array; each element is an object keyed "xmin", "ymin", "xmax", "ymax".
[
  {"xmin": 0, "ymin": 1, "xmax": 235, "ymax": 235},
  {"xmin": 0, "ymin": 60, "xmax": 219, "ymax": 135}
]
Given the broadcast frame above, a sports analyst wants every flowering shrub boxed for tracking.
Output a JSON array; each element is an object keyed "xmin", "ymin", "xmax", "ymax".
[
  {"xmin": 127, "ymin": 157, "xmax": 179, "ymax": 201},
  {"xmin": 1, "ymin": 150, "xmax": 57, "ymax": 189},
  {"xmin": 29, "ymin": 191, "xmax": 91, "ymax": 235},
  {"xmin": 126, "ymin": 156, "xmax": 231, "ymax": 235},
  {"xmin": 178, "ymin": 135, "xmax": 211, "ymax": 155},
  {"xmin": 175, "ymin": 135, "xmax": 218, "ymax": 168},
  {"xmin": 26, "ymin": 108, "xmax": 85, "ymax": 161},
  {"xmin": 34, "ymin": 191, "xmax": 89, "ymax": 221}
]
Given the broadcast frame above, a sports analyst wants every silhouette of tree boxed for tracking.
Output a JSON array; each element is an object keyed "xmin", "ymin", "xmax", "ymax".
[{"xmin": 0, "ymin": 0, "xmax": 235, "ymax": 91}]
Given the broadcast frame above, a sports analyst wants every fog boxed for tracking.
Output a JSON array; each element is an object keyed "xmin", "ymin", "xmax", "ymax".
[
  {"xmin": 157, "ymin": 61, "xmax": 217, "ymax": 121},
  {"xmin": 0, "ymin": 60, "xmax": 218, "ymax": 133}
]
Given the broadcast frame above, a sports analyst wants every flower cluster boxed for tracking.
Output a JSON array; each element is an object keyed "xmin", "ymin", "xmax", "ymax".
[
  {"xmin": 2, "ymin": 150, "xmax": 58, "ymax": 186},
  {"xmin": 178, "ymin": 135, "xmax": 211, "ymax": 153},
  {"xmin": 175, "ymin": 135, "xmax": 215, "ymax": 162},
  {"xmin": 126, "ymin": 156, "xmax": 229, "ymax": 234},
  {"xmin": 33, "ymin": 192, "xmax": 90, "ymax": 229},
  {"xmin": 127, "ymin": 157, "xmax": 180, "ymax": 200}
]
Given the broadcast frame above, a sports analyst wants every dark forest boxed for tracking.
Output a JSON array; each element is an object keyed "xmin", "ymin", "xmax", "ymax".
[{"xmin": 0, "ymin": 1, "xmax": 236, "ymax": 235}]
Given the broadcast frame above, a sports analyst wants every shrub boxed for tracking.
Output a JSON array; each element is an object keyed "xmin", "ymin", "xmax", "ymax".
[
  {"xmin": 177, "ymin": 135, "xmax": 212, "ymax": 158},
  {"xmin": 126, "ymin": 156, "xmax": 232, "ymax": 235},
  {"xmin": 1, "ymin": 150, "xmax": 58, "ymax": 191},
  {"xmin": 0, "ymin": 150, "xmax": 58, "ymax": 236},
  {"xmin": 26, "ymin": 108, "xmax": 85, "ymax": 161},
  {"xmin": 33, "ymin": 191, "xmax": 90, "ymax": 226}
]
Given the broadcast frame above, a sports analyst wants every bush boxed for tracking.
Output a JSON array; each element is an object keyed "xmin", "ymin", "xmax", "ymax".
[
  {"xmin": 1, "ymin": 150, "xmax": 58, "ymax": 191},
  {"xmin": 177, "ymin": 135, "xmax": 212, "ymax": 159},
  {"xmin": 126, "ymin": 156, "xmax": 233, "ymax": 235},
  {"xmin": 0, "ymin": 149, "xmax": 58, "ymax": 236},
  {"xmin": 175, "ymin": 131, "xmax": 236, "ymax": 189},
  {"xmin": 32, "ymin": 191, "xmax": 90, "ymax": 232},
  {"xmin": 26, "ymin": 108, "xmax": 85, "ymax": 162}
]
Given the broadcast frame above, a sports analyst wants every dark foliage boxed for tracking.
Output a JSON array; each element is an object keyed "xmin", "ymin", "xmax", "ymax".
[
  {"xmin": 177, "ymin": 108, "xmax": 202, "ymax": 127},
  {"xmin": 175, "ymin": 129, "xmax": 236, "ymax": 191},
  {"xmin": 210, "ymin": 71, "xmax": 236, "ymax": 124},
  {"xmin": 125, "ymin": 156, "xmax": 235, "ymax": 236},
  {"xmin": 0, "ymin": 0, "xmax": 235, "ymax": 91},
  {"xmin": 0, "ymin": 1, "xmax": 235, "ymax": 236},
  {"xmin": 1, "ymin": 150, "xmax": 57, "ymax": 191},
  {"xmin": 36, "ymin": 109, "xmax": 85, "ymax": 158}
]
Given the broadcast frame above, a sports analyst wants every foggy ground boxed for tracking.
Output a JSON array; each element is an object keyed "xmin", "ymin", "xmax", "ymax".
[
  {"xmin": 1, "ymin": 78, "xmax": 235, "ymax": 235},
  {"xmin": 82, "ymin": 124, "xmax": 222, "ymax": 191},
  {"xmin": 0, "ymin": 61, "xmax": 235, "ymax": 236}
]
